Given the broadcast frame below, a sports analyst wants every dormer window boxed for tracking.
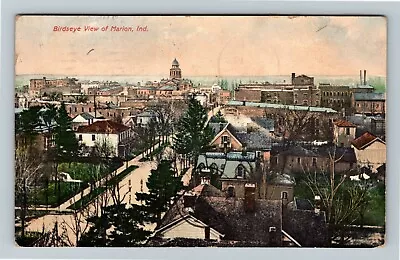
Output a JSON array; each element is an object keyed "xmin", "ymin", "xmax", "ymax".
[{"xmin": 236, "ymin": 165, "xmax": 245, "ymax": 178}]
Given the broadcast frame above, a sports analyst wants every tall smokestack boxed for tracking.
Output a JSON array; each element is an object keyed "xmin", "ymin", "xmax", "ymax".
[
  {"xmin": 363, "ymin": 70, "xmax": 367, "ymax": 85},
  {"xmin": 360, "ymin": 70, "xmax": 362, "ymax": 85}
]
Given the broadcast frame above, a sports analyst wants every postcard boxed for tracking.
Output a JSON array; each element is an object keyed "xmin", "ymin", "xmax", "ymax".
[{"xmin": 14, "ymin": 15, "xmax": 386, "ymax": 247}]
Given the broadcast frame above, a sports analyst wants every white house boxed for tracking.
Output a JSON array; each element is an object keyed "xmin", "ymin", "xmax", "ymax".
[
  {"xmin": 351, "ymin": 131, "xmax": 386, "ymax": 173},
  {"xmin": 80, "ymin": 81, "xmax": 101, "ymax": 94},
  {"xmin": 194, "ymin": 93, "xmax": 208, "ymax": 107},
  {"xmin": 75, "ymin": 120, "xmax": 134, "ymax": 157},
  {"xmin": 136, "ymin": 110, "xmax": 157, "ymax": 127}
]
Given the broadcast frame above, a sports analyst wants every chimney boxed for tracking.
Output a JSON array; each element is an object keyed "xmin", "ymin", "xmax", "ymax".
[
  {"xmin": 359, "ymin": 70, "xmax": 362, "ymax": 85},
  {"xmin": 314, "ymin": 195, "xmax": 321, "ymax": 214},
  {"xmin": 200, "ymin": 176, "xmax": 211, "ymax": 185},
  {"xmin": 219, "ymin": 123, "xmax": 224, "ymax": 132},
  {"xmin": 291, "ymin": 73, "xmax": 295, "ymax": 84},
  {"xmin": 363, "ymin": 70, "xmax": 367, "ymax": 85},
  {"xmin": 244, "ymin": 183, "xmax": 256, "ymax": 213},
  {"xmin": 183, "ymin": 192, "xmax": 196, "ymax": 209}
]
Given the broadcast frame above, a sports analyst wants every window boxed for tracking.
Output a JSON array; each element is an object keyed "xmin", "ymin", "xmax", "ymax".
[
  {"xmin": 89, "ymin": 108, "xmax": 92, "ymax": 112},
  {"xmin": 237, "ymin": 165, "xmax": 245, "ymax": 177},
  {"xmin": 222, "ymin": 135, "xmax": 229, "ymax": 143},
  {"xmin": 281, "ymin": 191, "xmax": 288, "ymax": 199},
  {"xmin": 78, "ymin": 134, "xmax": 82, "ymax": 141},
  {"xmin": 91, "ymin": 135, "xmax": 95, "ymax": 141},
  {"xmin": 128, "ymin": 179, "xmax": 131, "ymax": 186},
  {"xmin": 297, "ymin": 157, "xmax": 301, "ymax": 164},
  {"xmin": 74, "ymin": 107, "xmax": 77, "ymax": 112},
  {"xmin": 346, "ymin": 127, "xmax": 350, "ymax": 135},
  {"xmin": 312, "ymin": 157, "xmax": 317, "ymax": 167},
  {"xmin": 82, "ymin": 107, "xmax": 84, "ymax": 112},
  {"xmin": 227, "ymin": 186, "xmax": 235, "ymax": 197}
]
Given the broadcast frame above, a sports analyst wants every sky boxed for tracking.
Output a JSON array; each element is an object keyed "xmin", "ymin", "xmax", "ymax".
[{"xmin": 15, "ymin": 16, "xmax": 387, "ymax": 77}]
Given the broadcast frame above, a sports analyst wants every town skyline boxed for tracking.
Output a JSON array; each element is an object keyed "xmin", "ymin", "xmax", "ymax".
[{"xmin": 16, "ymin": 16, "xmax": 386, "ymax": 77}]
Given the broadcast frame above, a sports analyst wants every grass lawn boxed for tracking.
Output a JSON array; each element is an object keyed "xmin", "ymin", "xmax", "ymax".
[
  {"xmin": 29, "ymin": 161, "xmax": 123, "ymax": 207},
  {"xmin": 32, "ymin": 182, "xmax": 86, "ymax": 207},
  {"xmin": 68, "ymin": 165, "xmax": 139, "ymax": 210}
]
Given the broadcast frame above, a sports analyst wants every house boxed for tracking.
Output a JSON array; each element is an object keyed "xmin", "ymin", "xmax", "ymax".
[
  {"xmin": 272, "ymin": 145, "xmax": 357, "ymax": 174},
  {"xmin": 196, "ymin": 152, "xmax": 258, "ymax": 198},
  {"xmin": 265, "ymin": 173, "xmax": 295, "ymax": 205},
  {"xmin": 353, "ymin": 93, "xmax": 386, "ymax": 116},
  {"xmin": 122, "ymin": 115, "xmax": 136, "ymax": 128},
  {"xmin": 194, "ymin": 93, "xmax": 209, "ymax": 107},
  {"xmin": 136, "ymin": 110, "xmax": 158, "ymax": 127},
  {"xmin": 208, "ymin": 122, "xmax": 271, "ymax": 160},
  {"xmin": 333, "ymin": 120, "xmax": 356, "ymax": 147},
  {"xmin": 149, "ymin": 181, "xmax": 328, "ymax": 247},
  {"xmin": 351, "ymin": 132, "xmax": 386, "ymax": 173},
  {"xmin": 72, "ymin": 112, "xmax": 95, "ymax": 130},
  {"xmin": 75, "ymin": 120, "xmax": 134, "ymax": 157}
]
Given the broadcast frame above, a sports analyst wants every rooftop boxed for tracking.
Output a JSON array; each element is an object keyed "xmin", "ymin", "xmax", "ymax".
[
  {"xmin": 354, "ymin": 93, "xmax": 385, "ymax": 101},
  {"xmin": 226, "ymin": 100, "xmax": 337, "ymax": 113},
  {"xmin": 351, "ymin": 131, "xmax": 385, "ymax": 150},
  {"xmin": 334, "ymin": 120, "xmax": 356, "ymax": 127},
  {"xmin": 76, "ymin": 120, "xmax": 129, "ymax": 134}
]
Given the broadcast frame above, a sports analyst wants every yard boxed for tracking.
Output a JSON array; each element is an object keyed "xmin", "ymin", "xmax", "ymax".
[
  {"xmin": 29, "ymin": 161, "xmax": 123, "ymax": 207},
  {"xmin": 68, "ymin": 165, "xmax": 139, "ymax": 210}
]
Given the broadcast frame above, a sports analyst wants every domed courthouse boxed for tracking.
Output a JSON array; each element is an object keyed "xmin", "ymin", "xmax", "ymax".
[{"xmin": 170, "ymin": 58, "xmax": 182, "ymax": 79}]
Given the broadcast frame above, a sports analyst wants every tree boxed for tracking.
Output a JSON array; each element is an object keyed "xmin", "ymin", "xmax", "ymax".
[
  {"xmin": 78, "ymin": 204, "xmax": 151, "ymax": 247},
  {"xmin": 15, "ymin": 141, "xmax": 44, "ymax": 239},
  {"xmin": 152, "ymin": 102, "xmax": 174, "ymax": 144},
  {"xmin": 303, "ymin": 147, "xmax": 370, "ymax": 246},
  {"xmin": 136, "ymin": 160, "xmax": 183, "ymax": 226},
  {"xmin": 209, "ymin": 110, "xmax": 227, "ymax": 123},
  {"xmin": 15, "ymin": 106, "xmax": 42, "ymax": 147},
  {"xmin": 54, "ymin": 103, "xmax": 79, "ymax": 160},
  {"xmin": 173, "ymin": 97, "xmax": 214, "ymax": 169}
]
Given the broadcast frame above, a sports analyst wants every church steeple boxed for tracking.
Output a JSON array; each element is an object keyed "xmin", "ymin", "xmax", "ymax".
[{"xmin": 170, "ymin": 58, "xmax": 182, "ymax": 79}]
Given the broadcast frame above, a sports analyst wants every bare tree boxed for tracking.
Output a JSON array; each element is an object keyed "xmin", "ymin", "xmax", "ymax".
[
  {"xmin": 303, "ymin": 146, "xmax": 370, "ymax": 245},
  {"xmin": 151, "ymin": 102, "xmax": 174, "ymax": 144},
  {"xmin": 15, "ymin": 141, "xmax": 44, "ymax": 239}
]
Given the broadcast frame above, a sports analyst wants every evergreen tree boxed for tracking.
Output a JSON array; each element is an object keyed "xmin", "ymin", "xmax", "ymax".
[
  {"xmin": 54, "ymin": 103, "xmax": 79, "ymax": 160},
  {"xmin": 173, "ymin": 97, "xmax": 214, "ymax": 167},
  {"xmin": 136, "ymin": 160, "xmax": 183, "ymax": 226},
  {"xmin": 78, "ymin": 204, "xmax": 151, "ymax": 247},
  {"xmin": 16, "ymin": 106, "xmax": 42, "ymax": 146},
  {"xmin": 210, "ymin": 111, "xmax": 227, "ymax": 123}
]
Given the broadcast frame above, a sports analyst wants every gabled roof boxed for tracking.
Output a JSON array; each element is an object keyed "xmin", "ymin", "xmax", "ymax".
[
  {"xmin": 351, "ymin": 131, "xmax": 385, "ymax": 150},
  {"xmin": 76, "ymin": 120, "xmax": 129, "ymax": 134},
  {"xmin": 235, "ymin": 131, "xmax": 272, "ymax": 151},
  {"xmin": 209, "ymin": 123, "xmax": 243, "ymax": 147},
  {"xmin": 251, "ymin": 117, "xmax": 275, "ymax": 132},
  {"xmin": 156, "ymin": 184, "xmax": 328, "ymax": 247},
  {"xmin": 334, "ymin": 120, "xmax": 356, "ymax": 127},
  {"xmin": 75, "ymin": 112, "xmax": 94, "ymax": 121}
]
